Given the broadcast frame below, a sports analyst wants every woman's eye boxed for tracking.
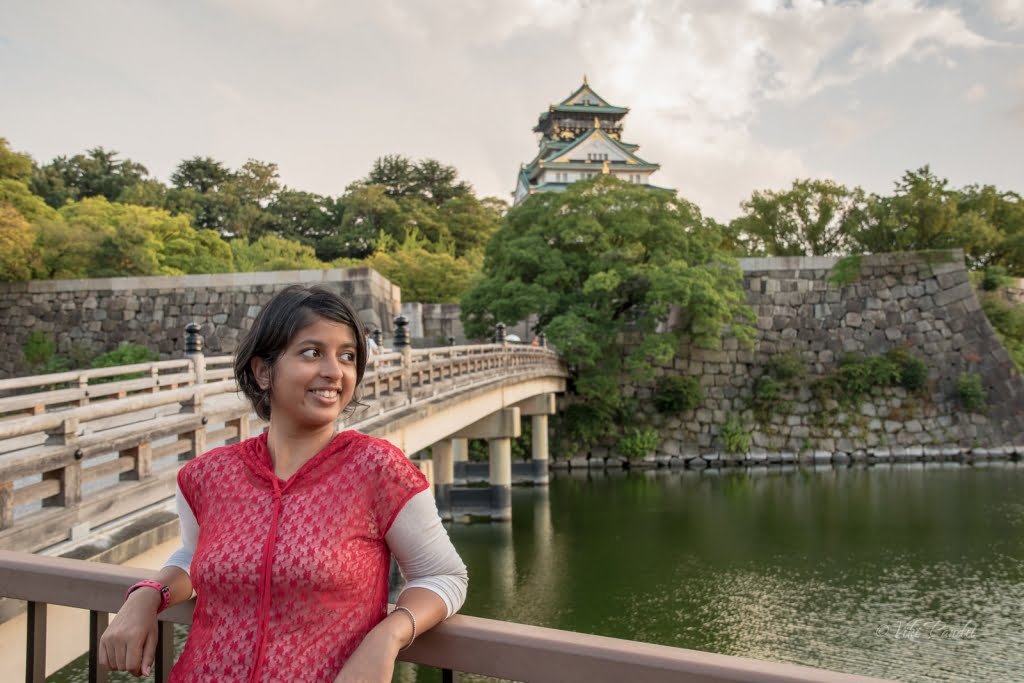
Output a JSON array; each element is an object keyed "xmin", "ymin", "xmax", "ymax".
[
  {"xmin": 301, "ymin": 348, "xmax": 320, "ymax": 359},
  {"xmin": 340, "ymin": 352, "xmax": 355, "ymax": 362}
]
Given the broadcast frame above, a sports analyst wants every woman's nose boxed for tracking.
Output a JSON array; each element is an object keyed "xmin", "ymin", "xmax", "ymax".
[{"xmin": 320, "ymin": 355, "xmax": 343, "ymax": 378}]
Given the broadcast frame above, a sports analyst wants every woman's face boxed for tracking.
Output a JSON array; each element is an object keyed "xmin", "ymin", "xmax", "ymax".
[{"xmin": 251, "ymin": 315, "xmax": 359, "ymax": 432}]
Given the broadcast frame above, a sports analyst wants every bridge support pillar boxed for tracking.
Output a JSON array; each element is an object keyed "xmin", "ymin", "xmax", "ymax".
[
  {"xmin": 432, "ymin": 440, "xmax": 453, "ymax": 521},
  {"xmin": 514, "ymin": 394, "xmax": 556, "ymax": 485},
  {"xmin": 488, "ymin": 438, "xmax": 512, "ymax": 521},
  {"xmin": 531, "ymin": 415, "xmax": 550, "ymax": 485},
  {"xmin": 456, "ymin": 408, "xmax": 520, "ymax": 521},
  {"xmin": 451, "ymin": 437, "xmax": 468, "ymax": 485}
]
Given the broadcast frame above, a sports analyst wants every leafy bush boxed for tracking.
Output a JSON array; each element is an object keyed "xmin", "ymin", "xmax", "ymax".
[
  {"xmin": 895, "ymin": 352, "xmax": 929, "ymax": 392},
  {"xmin": 749, "ymin": 351, "xmax": 804, "ymax": 422},
  {"xmin": 22, "ymin": 330, "xmax": 56, "ymax": 369},
  {"xmin": 617, "ymin": 427, "xmax": 660, "ymax": 460},
  {"xmin": 719, "ymin": 415, "xmax": 751, "ymax": 454},
  {"xmin": 957, "ymin": 372, "xmax": 986, "ymax": 413},
  {"xmin": 980, "ymin": 266, "xmax": 1012, "ymax": 292},
  {"xmin": 750, "ymin": 376, "xmax": 783, "ymax": 422},
  {"xmin": 981, "ymin": 294, "xmax": 1024, "ymax": 373},
  {"xmin": 90, "ymin": 344, "xmax": 159, "ymax": 369},
  {"xmin": 813, "ymin": 349, "xmax": 930, "ymax": 407},
  {"xmin": 652, "ymin": 375, "xmax": 704, "ymax": 413},
  {"xmin": 838, "ymin": 352, "xmax": 902, "ymax": 394},
  {"xmin": 90, "ymin": 344, "xmax": 159, "ymax": 382},
  {"xmin": 765, "ymin": 350, "xmax": 804, "ymax": 382}
]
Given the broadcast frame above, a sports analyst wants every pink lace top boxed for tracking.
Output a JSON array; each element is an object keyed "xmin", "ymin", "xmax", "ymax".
[{"xmin": 170, "ymin": 430, "xmax": 429, "ymax": 683}]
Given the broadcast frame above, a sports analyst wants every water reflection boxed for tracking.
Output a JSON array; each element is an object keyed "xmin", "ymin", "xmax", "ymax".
[{"xmin": 446, "ymin": 462, "xmax": 1024, "ymax": 682}]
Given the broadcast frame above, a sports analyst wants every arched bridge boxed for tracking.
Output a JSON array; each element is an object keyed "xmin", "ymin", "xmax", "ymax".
[{"xmin": 0, "ymin": 343, "xmax": 568, "ymax": 556}]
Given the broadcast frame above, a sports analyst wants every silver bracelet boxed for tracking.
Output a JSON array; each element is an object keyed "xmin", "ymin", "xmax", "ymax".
[{"xmin": 392, "ymin": 606, "xmax": 417, "ymax": 651}]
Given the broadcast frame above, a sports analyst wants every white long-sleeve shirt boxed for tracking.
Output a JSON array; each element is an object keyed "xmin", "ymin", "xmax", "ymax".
[{"xmin": 165, "ymin": 485, "xmax": 468, "ymax": 618}]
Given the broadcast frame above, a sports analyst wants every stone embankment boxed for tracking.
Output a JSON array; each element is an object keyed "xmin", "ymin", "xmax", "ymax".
[
  {"xmin": 0, "ymin": 268, "xmax": 399, "ymax": 377},
  {"xmin": 1, "ymin": 251, "xmax": 1021, "ymax": 454},
  {"xmin": 619, "ymin": 250, "xmax": 1024, "ymax": 460}
]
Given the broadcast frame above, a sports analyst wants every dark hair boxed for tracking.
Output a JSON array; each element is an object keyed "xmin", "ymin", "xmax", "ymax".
[{"xmin": 234, "ymin": 285, "xmax": 368, "ymax": 420}]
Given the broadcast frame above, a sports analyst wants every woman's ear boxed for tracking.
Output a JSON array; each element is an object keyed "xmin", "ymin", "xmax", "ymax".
[{"xmin": 251, "ymin": 357, "xmax": 271, "ymax": 390}]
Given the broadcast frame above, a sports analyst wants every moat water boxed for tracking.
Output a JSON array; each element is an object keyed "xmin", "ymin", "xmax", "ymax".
[{"xmin": 51, "ymin": 461, "xmax": 1024, "ymax": 682}]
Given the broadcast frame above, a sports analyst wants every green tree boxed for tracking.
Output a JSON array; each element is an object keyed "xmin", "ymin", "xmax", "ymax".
[
  {"xmin": 231, "ymin": 234, "xmax": 326, "ymax": 272},
  {"xmin": 117, "ymin": 179, "xmax": 169, "ymax": 208},
  {"xmin": 0, "ymin": 138, "xmax": 35, "ymax": 182},
  {"xmin": 958, "ymin": 185, "xmax": 1024, "ymax": 275},
  {"xmin": 0, "ymin": 202, "xmax": 40, "ymax": 281},
  {"xmin": 732, "ymin": 179, "xmax": 865, "ymax": 256},
  {"xmin": 365, "ymin": 155, "xmax": 472, "ymax": 207},
  {"xmin": 461, "ymin": 177, "xmax": 754, "ymax": 445},
  {"xmin": 366, "ymin": 155, "xmax": 417, "ymax": 198},
  {"xmin": 439, "ymin": 195, "xmax": 505, "ymax": 257},
  {"xmin": 92, "ymin": 221, "xmax": 164, "ymax": 276},
  {"xmin": 35, "ymin": 215, "xmax": 107, "ymax": 279},
  {"xmin": 170, "ymin": 156, "xmax": 233, "ymax": 193},
  {"xmin": 354, "ymin": 232, "xmax": 482, "ymax": 303},
  {"xmin": 31, "ymin": 147, "xmax": 149, "ymax": 207},
  {"xmin": 36, "ymin": 197, "xmax": 234, "ymax": 278},
  {"xmin": 230, "ymin": 159, "xmax": 280, "ymax": 207},
  {"xmin": 167, "ymin": 157, "xmax": 239, "ymax": 234},
  {"xmin": 185, "ymin": 229, "xmax": 236, "ymax": 274},
  {"xmin": 333, "ymin": 184, "xmax": 404, "ymax": 258},
  {"xmin": 0, "ymin": 179, "xmax": 58, "ymax": 223},
  {"xmin": 223, "ymin": 159, "xmax": 281, "ymax": 239},
  {"xmin": 854, "ymin": 167, "xmax": 1001, "ymax": 268},
  {"xmin": 410, "ymin": 158, "xmax": 472, "ymax": 206},
  {"xmin": 268, "ymin": 189, "xmax": 340, "ymax": 250}
]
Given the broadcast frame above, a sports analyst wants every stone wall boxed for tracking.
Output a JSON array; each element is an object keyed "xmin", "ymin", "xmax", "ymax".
[
  {"xmin": 629, "ymin": 251, "xmax": 1024, "ymax": 456},
  {"xmin": 0, "ymin": 268, "xmax": 400, "ymax": 377}
]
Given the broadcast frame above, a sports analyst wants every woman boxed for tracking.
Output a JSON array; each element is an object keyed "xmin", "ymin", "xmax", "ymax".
[{"xmin": 99, "ymin": 285, "xmax": 468, "ymax": 682}]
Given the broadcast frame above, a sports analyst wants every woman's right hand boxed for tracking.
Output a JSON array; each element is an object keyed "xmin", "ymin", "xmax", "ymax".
[{"xmin": 98, "ymin": 588, "xmax": 161, "ymax": 676}]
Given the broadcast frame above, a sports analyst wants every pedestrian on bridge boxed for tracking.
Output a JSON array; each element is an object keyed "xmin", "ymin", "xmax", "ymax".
[{"xmin": 99, "ymin": 285, "xmax": 468, "ymax": 682}]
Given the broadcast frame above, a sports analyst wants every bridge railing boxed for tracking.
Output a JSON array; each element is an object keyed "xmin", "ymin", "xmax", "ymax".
[
  {"xmin": 0, "ymin": 344, "xmax": 566, "ymax": 553},
  {"xmin": 0, "ymin": 359, "xmax": 199, "ymax": 419},
  {"xmin": 0, "ymin": 549, "xmax": 877, "ymax": 683}
]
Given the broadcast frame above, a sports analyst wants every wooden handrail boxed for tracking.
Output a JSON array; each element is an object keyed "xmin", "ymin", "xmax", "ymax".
[
  {"xmin": 0, "ymin": 379, "xmax": 236, "ymax": 440},
  {"xmin": 0, "ymin": 550, "xmax": 885, "ymax": 683},
  {"xmin": 0, "ymin": 360, "xmax": 193, "ymax": 392}
]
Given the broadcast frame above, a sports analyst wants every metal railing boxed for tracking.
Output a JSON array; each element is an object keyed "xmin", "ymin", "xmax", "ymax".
[
  {"xmin": 0, "ymin": 550, "xmax": 883, "ymax": 683},
  {"xmin": 0, "ymin": 344, "xmax": 567, "ymax": 553}
]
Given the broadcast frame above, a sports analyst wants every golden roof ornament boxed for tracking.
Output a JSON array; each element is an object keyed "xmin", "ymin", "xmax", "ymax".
[
  {"xmin": 601, "ymin": 159, "xmax": 610, "ymax": 175},
  {"xmin": 594, "ymin": 116, "xmax": 601, "ymax": 128}
]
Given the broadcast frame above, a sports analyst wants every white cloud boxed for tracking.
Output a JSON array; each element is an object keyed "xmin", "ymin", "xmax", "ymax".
[
  {"xmin": 987, "ymin": 0, "xmax": 1024, "ymax": 28},
  {"xmin": 963, "ymin": 83, "xmax": 988, "ymax": 101}
]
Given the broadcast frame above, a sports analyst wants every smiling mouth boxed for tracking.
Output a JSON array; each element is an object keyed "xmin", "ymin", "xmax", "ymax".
[{"xmin": 311, "ymin": 389, "xmax": 340, "ymax": 399}]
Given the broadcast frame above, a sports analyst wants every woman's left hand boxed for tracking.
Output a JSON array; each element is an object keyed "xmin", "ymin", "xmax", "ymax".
[{"xmin": 333, "ymin": 624, "xmax": 402, "ymax": 683}]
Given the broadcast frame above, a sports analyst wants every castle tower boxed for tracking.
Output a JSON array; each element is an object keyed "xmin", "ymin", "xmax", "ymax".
[{"xmin": 512, "ymin": 77, "xmax": 661, "ymax": 206}]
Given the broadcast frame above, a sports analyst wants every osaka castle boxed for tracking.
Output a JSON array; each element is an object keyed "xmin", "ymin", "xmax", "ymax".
[{"xmin": 513, "ymin": 77, "xmax": 662, "ymax": 206}]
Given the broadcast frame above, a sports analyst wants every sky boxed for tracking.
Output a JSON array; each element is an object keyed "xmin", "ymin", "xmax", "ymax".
[{"xmin": 1, "ymin": 0, "xmax": 1022, "ymax": 222}]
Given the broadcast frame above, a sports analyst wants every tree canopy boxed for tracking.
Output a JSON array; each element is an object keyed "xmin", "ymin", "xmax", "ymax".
[
  {"xmin": 0, "ymin": 140, "xmax": 502, "ymax": 295},
  {"xmin": 31, "ymin": 147, "xmax": 150, "ymax": 208},
  {"xmin": 731, "ymin": 167, "xmax": 1023, "ymax": 274},
  {"xmin": 462, "ymin": 176, "xmax": 754, "ymax": 447}
]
